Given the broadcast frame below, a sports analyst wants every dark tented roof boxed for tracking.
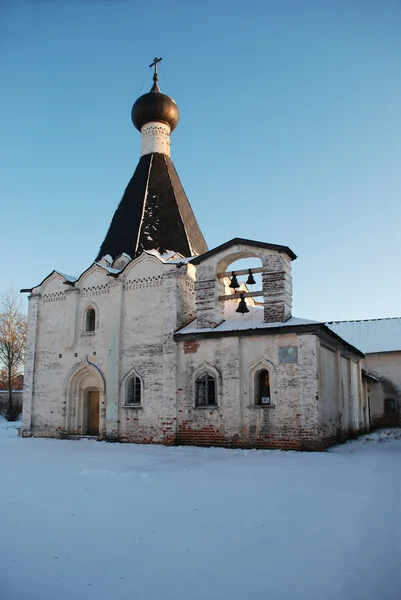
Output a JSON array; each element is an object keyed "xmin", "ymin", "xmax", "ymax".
[{"xmin": 96, "ymin": 153, "xmax": 208, "ymax": 261}]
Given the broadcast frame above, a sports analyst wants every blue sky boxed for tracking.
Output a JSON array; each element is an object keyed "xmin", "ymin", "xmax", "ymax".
[{"xmin": 2, "ymin": 0, "xmax": 401, "ymax": 321}]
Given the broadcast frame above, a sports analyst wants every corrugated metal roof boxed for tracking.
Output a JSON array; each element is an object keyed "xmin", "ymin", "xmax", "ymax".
[{"xmin": 326, "ymin": 318, "xmax": 401, "ymax": 353}]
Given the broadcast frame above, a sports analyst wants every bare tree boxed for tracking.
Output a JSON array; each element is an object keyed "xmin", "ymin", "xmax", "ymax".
[
  {"xmin": 0, "ymin": 291, "xmax": 27, "ymax": 421},
  {"xmin": 0, "ymin": 368, "xmax": 23, "ymax": 391}
]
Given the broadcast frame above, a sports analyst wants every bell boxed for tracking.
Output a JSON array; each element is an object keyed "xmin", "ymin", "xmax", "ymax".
[
  {"xmin": 229, "ymin": 271, "xmax": 239, "ymax": 289},
  {"xmin": 236, "ymin": 292, "xmax": 249, "ymax": 314},
  {"xmin": 246, "ymin": 269, "xmax": 256, "ymax": 286}
]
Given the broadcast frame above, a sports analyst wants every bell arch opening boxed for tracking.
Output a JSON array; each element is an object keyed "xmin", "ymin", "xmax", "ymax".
[{"xmin": 217, "ymin": 255, "xmax": 264, "ymax": 317}]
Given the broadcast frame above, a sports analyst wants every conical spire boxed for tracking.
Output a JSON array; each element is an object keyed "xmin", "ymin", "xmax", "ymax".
[{"xmin": 96, "ymin": 60, "xmax": 208, "ymax": 261}]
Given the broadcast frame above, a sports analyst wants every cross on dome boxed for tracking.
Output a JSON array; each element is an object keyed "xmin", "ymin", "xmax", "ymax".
[
  {"xmin": 131, "ymin": 57, "xmax": 179, "ymax": 132},
  {"xmin": 149, "ymin": 57, "xmax": 162, "ymax": 81}
]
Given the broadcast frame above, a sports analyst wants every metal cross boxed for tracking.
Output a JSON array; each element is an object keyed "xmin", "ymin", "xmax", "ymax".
[{"xmin": 149, "ymin": 57, "xmax": 162, "ymax": 76}]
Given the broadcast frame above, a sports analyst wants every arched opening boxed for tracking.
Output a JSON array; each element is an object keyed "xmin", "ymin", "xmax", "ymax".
[
  {"xmin": 85, "ymin": 308, "xmax": 96, "ymax": 332},
  {"xmin": 125, "ymin": 375, "xmax": 142, "ymax": 406},
  {"xmin": 255, "ymin": 369, "xmax": 271, "ymax": 405},
  {"xmin": 195, "ymin": 372, "xmax": 217, "ymax": 407},
  {"xmin": 65, "ymin": 360, "xmax": 105, "ymax": 436},
  {"xmin": 217, "ymin": 256, "xmax": 264, "ymax": 323}
]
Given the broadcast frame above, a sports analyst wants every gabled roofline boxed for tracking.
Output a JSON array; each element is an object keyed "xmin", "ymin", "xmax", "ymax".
[
  {"xmin": 75, "ymin": 261, "xmax": 123, "ymax": 284},
  {"xmin": 20, "ymin": 269, "xmax": 77, "ymax": 294},
  {"xmin": 82, "ymin": 251, "xmax": 172, "ymax": 281},
  {"xmin": 189, "ymin": 237, "xmax": 297, "ymax": 265},
  {"xmin": 20, "ymin": 249, "xmax": 178, "ymax": 294},
  {"xmin": 74, "ymin": 262, "xmax": 103, "ymax": 285}
]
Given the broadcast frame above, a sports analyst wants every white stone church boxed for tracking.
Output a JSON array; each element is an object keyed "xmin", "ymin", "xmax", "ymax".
[{"xmin": 21, "ymin": 62, "xmax": 400, "ymax": 450}]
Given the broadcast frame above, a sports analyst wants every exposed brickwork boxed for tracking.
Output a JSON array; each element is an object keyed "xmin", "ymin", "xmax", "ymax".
[
  {"xmin": 262, "ymin": 255, "xmax": 292, "ymax": 323},
  {"xmin": 195, "ymin": 265, "xmax": 224, "ymax": 328},
  {"xmin": 193, "ymin": 244, "xmax": 293, "ymax": 327},
  {"xmin": 184, "ymin": 340, "xmax": 200, "ymax": 354},
  {"xmin": 176, "ymin": 271, "xmax": 197, "ymax": 329}
]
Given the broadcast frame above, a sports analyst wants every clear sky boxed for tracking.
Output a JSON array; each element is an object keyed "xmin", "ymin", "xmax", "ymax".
[{"xmin": 2, "ymin": 0, "xmax": 400, "ymax": 321}]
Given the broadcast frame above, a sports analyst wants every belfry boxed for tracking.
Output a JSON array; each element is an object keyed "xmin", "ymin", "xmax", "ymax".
[{"xmin": 96, "ymin": 57, "xmax": 208, "ymax": 261}]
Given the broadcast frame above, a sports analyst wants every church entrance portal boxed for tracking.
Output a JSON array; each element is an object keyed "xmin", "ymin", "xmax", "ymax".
[
  {"xmin": 85, "ymin": 390, "xmax": 100, "ymax": 436},
  {"xmin": 65, "ymin": 359, "xmax": 105, "ymax": 436}
]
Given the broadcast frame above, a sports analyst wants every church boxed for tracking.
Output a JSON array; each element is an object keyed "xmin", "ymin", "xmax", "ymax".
[{"xmin": 21, "ymin": 60, "xmax": 398, "ymax": 450}]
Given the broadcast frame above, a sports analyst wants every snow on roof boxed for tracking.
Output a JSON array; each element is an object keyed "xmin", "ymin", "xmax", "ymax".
[
  {"xmin": 95, "ymin": 263, "xmax": 121, "ymax": 275},
  {"xmin": 326, "ymin": 318, "xmax": 401, "ymax": 354},
  {"xmin": 145, "ymin": 249, "xmax": 193, "ymax": 264},
  {"xmin": 167, "ymin": 256, "xmax": 194, "ymax": 264},
  {"xmin": 56, "ymin": 271, "xmax": 77, "ymax": 283},
  {"xmin": 177, "ymin": 302, "xmax": 318, "ymax": 335}
]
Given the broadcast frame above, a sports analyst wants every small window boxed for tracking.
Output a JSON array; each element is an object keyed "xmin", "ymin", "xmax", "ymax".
[
  {"xmin": 195, "ymin": 373, "xmax": 216, "ymax": 407},
  {"xmin": 384, "ymin": 399, "xmax": 396, "ymax": 414},
  {"xmin": 126, "ymin": 376, "xmax": 142, "ymax": 405},
  {"xmin": 85, "ymin": 308, "xmax": 96, "ymax": 332},
  {"xmin": 256, "ymin": 369, "xmax": 271, "ymax": 405}
]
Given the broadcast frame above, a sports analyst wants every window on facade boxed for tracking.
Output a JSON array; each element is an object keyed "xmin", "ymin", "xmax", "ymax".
[
  {"xmin": 126, "ymin": 376, "xmax": 142, "ymax": 405},
  {"xmin": 255, "ymin": 369, "xmax": 271, "ymax": 405},
  {"xmin": 384, "ymin": 399, "xmax": 396, "ymax": 414},
  {"xmin": 85, "ymin": 308, "xmax": 96, "ymax": 332},
  {"xmin": 195, "ymin": 373, "xmax": 216, "ymax": 407}
]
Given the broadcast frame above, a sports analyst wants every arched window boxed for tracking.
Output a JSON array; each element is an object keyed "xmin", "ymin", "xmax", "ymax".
[
  {"xmin": 85, "ymin": 308, "xmax": 96, "ymax": 332},
  {"xmin": 126, "ymin": 375, "xmax": 142, "ymax": 406},
  {"xmin": 384, "ymin": 399, "xmax": 396, "ymax": 414},
  {"xmin": 255, "ymin": 369, "xmax": 271, "ymax": 405},
  {"xmin": 195, "ymin": 373, "xmax": 216, "ymax": 407}
]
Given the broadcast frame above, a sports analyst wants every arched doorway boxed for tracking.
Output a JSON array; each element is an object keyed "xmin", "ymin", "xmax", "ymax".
[
  {"xmin": 65, "ymin": 359, "xmax": 105, "ymax": 436},
  {"xmin": 83, "ymin": 389, "xmax": 100, "ymax": 435}
]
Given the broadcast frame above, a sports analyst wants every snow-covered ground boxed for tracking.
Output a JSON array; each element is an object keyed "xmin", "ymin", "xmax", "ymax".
[{"xmin": 1, "ymin": 420, "xmax": 400, "ymax": 600}]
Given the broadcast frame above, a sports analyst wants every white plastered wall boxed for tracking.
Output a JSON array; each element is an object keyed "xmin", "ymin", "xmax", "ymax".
[
  {"xmin": 176, "ymin": 331, "xmax": 321, "ymax": 449},
  {"xmin": 23, "ymin": 255, "xmax": 196, "ymax": 441}
]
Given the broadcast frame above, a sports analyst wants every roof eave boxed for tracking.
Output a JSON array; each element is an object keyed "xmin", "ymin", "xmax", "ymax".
[
  {"xmin": 190, "ymin": 237, "xmax": 297, "ymax": 265},
  {"xmin": 174, "ymin": 321, "xmax": 365, "ymax": 358}
]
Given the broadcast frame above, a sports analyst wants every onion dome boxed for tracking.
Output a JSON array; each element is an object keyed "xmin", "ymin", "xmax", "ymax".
[{"xmin": 131, "ymin": 75, "xmax": 180, "ymax": 132}]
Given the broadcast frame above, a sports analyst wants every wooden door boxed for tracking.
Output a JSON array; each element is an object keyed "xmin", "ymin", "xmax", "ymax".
[{"xmin": 87, "ymin": 391, "xmax": 100, "ymax": 436}]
